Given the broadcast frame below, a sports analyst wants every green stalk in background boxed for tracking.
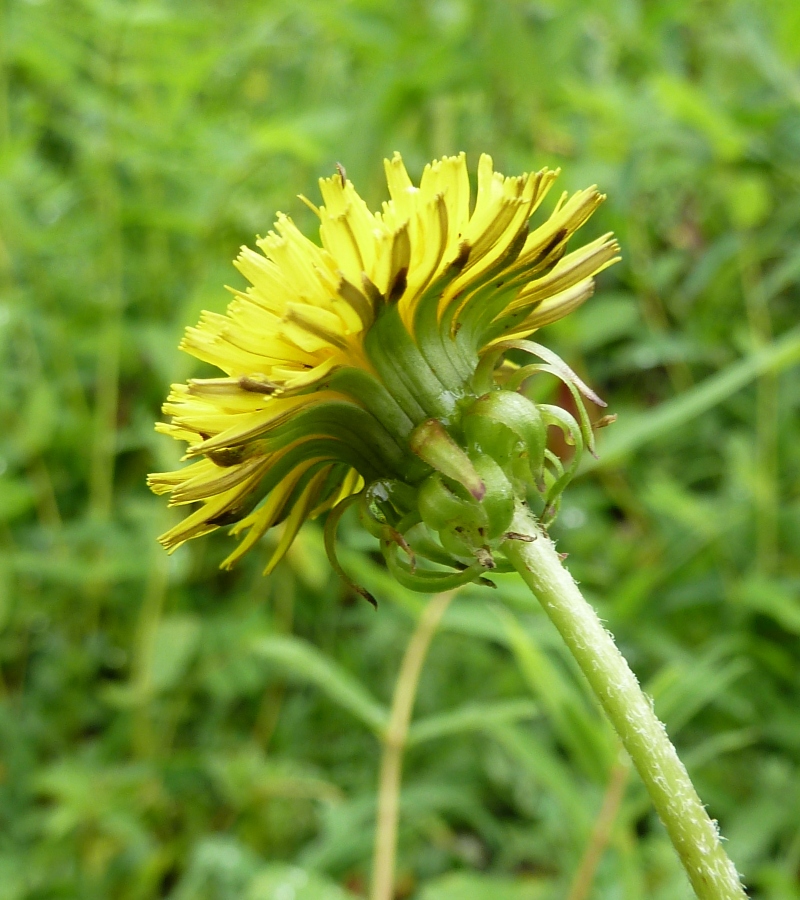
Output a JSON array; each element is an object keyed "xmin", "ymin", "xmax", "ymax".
[{"xmin": 370, "ymin": 590, "xmax": 455, "ymax": 900}]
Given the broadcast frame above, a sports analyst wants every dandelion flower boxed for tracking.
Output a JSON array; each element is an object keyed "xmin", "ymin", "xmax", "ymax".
[{"xmin": 149, "ymin": 152, "xmax": 620, "ymax": 595}]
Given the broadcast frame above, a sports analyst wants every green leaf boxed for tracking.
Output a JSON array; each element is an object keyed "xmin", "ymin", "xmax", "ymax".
[
  {"xmin": 490, "ymin": 723, "xmax": 593, "ymax": 835},
  {"xmin": 150, "ymin": 615, "xmax": 201, "ymax": 692},
  {"xmin": 653, "ymin": 74, "xmax": 747, "ymax": 161},
  {"xmin": 646, "ymin": 647, "xmax": 749, "ymax": 735},
  {"xmin": 0, "ymin": 477, "xmax": 34, "ymax": 522},
  {"xmin": 13, "ymin": 383, "xmax": 57, "ymax": 461},
  {"xmin": 583, "ymin": 327, "xmax": 800, "ymax": 472},
  {"xmin": 407, "ymin": 699, "xmax": 539, "ymax": 747},
  {"xmin": 252, "ymin": 635, "xmax": 388, "ymax": 734},
  {"xmin": 418, "ymin": 871, "xmax": 552, "ymax": 899},
  {"xmin": 722, "ymin": 172, "xmax": 770, "ymax": 229},
  {"xmin": 735, "ymin": 576, "xmax": 800, "ymax": 635},
  {"xmin": 247, "ymin": 865, "xmax": 355, "ymax": 900},
  {"xmin": 496, "ymin": 606, "xmax": 614, "ymax": 781}
]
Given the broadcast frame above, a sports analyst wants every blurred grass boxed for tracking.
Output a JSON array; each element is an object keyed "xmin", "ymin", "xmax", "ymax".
[{"xmin": 1, "ymin": 0, "xmax": 800, "ymax": 898}]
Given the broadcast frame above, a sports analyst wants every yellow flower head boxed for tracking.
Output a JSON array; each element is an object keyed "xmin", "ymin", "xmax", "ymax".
[{"xmin": 149, "ymin": 153, "xmax": 619, "ymax": 597}]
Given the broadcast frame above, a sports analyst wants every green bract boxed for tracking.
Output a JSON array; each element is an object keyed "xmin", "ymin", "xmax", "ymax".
[{"xmin": 325, "ymin": 330, "xmax": 607, "ymax": 601}]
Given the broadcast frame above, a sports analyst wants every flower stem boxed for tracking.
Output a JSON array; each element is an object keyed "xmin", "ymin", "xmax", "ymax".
[
  {"xmin": 503, "ymin": 501, "xmax": 747, "ymax": 900},
  {"xmin": 567, "ymin": 752, "xmax": 630, "ymax": 900},
  {"xmin": 370, "ymin": 590, "xmax": 455, "ymax": 900}
]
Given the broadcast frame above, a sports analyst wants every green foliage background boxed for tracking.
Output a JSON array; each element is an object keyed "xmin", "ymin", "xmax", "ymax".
[{"xmin": 1, "ymin": 0, "xmax": 800, "ymax": 897}]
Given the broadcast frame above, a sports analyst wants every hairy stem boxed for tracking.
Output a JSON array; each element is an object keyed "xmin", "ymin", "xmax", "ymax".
[
  {"xmin": 503, "ymin": 501, "xmax": 746, "ymax": 900},
  {"xmin": 370, "ymin": 591, "xmax": 455, "ymax": 900}
]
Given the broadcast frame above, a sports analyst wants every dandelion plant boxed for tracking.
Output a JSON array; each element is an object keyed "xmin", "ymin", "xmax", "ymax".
[{"xmin": 150, "ymin": 153, "xmax": 746, "ymax": 899}]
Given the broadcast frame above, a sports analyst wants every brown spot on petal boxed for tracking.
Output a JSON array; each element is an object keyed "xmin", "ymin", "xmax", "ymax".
[
  {"xmin": 239, "ymin": 376, "xmax": 279, "ymax": 394},
  {"xmin": 207, "ymin": 446, "xmax": 249, "ymax": 467},
  {"xmin": 388, "ymin": 266, "xmax": 408, "ymax": 303}
]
